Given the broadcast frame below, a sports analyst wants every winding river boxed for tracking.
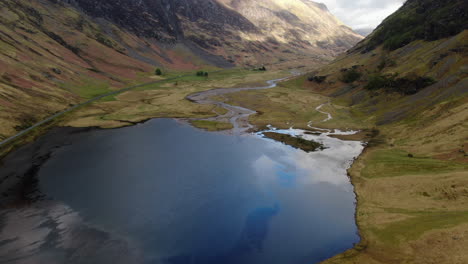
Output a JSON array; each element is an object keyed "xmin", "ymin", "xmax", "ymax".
[
  {"xmin": 187, "ymin": 77, "xmax": 289, "ymax": 133},
  {"xmin": 0, "ymin": 77, "xmax": 364, "ymax": 264}
]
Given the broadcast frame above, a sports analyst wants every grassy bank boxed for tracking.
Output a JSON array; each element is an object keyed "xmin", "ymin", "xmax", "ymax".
[
  {"xmin": 64, "ymin": 69, "xmax": 288, "ymax": 129},
  {"xmin": 190, "ymin": 120, "xmax": 233, "ymax": 131},
  {"xmin": 0, "ymin": 69, "xmax": 285, "ymax": 158},
  {"xmin": 216, "ymin": 75, "xmax": 371, "ymax": 131},
  {"xmin": 325, "ymin": 135, "xmax": 468, "ymax": 264},
  {"xmin": 207, "ymin": 66, "xmax": 468, "ymax": 263},
  {"xmin": 317, "ymin": 33, "xmax": 468, "ymax": 264}
]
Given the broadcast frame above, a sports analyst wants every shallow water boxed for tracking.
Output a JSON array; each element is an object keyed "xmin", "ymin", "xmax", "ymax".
[{"xmin": 0, "ymin": 118, "xmax": 363, "ymax": 264}]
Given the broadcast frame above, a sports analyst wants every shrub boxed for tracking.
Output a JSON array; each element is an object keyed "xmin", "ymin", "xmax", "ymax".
[
  {"xmin": 155, "ymin": 68, "xmax": 162, "ymax": 75},
  {"xmin": 96, "ymin": 33, "xmax": 115, "ymax": 49},
  {"xmin": 196, "ymin": 71, "xmax": 209, "ymax": 77},
  {"xmin": 253, "ymin": 66, "xmax": 267, "ymax": 71},
  {"xmin": 365, "ymin": 74, "xmax": 393, "ymax": 90},
  {"xmin": 365, "ymin": 74, "xmax": 436, "ymax": 95},
  {"xmin": 308, "ymin": 75, "xmax": 327, "ymax": 83},
  {"xmin": 377, "ymin": 57, "xmax": 397, "ymax": 71},
  {"xmin": 340, "ymin": 69, "xmax": 362, "ymax": 83}
]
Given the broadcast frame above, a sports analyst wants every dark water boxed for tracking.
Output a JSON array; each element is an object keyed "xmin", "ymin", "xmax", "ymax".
[{"xmin": 1, "ymin": 119, "xmax": 359, "ymax": 264}]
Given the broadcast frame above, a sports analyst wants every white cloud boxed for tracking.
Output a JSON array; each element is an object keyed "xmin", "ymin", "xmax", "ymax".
[{"xmin": 316, "ymin": 0, "xmax": 406, "ymax": 30}]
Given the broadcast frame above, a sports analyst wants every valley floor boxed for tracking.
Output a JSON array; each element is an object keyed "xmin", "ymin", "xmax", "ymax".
[
  {"xmin": 1, "ymin": 69, "xmax": 467, "ymax": 263},
  {"xmin": 68, "ymin": 69, "xmax": 468, "ymax": 263}
]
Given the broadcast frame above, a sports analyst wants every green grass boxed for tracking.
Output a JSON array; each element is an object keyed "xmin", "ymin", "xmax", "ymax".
[
  {"xmin": 278, "ymin": 75, "xmax": 307, "ymax": 90},
  {"xmin": 372, "ymin": 210, "xmax": 468, "ymax": 244},
  {"xmin": 262, "ymin": 132, "xmax": 324, "ymax": 152},
  {"xmin": 98, "ymin": 95, "xmax": 117, "ymax": 102},
  {"xmin": 133, "ymin": 68, "xmax": 251, "ymax": 91},
  {"xmin": 65, "ymin": 80, "xmax": 112, "ymax": 99},
  {"xmin": 361, "ymin": 149, "xmax": 467, "ymax": 178},
  {"xmin": 365, "ymin": 0, "xmax": 467, "ymax": 51},
  {"xmin": 190, "ymin": 120, "xmax": 233, "ymax": 131}
]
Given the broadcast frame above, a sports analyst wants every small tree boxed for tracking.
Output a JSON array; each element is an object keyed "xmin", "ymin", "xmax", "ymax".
[
  {"xmin": 204, "ymin": 72, "xmax": 209, "ymax": 77},
  {"xmin": 155, "ymin": 68, "xmax": 162, "ymax": 75}
]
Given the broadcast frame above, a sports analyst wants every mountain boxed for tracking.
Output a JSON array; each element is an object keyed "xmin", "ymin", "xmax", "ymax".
[
  {"xmin": 303, "ymin": 0, "xmax": 468, "ymax": 263},
  {"xmin": 353, "ymin": 28, "xmax": 373, "ymax": 37},
  {"xmin": 310, "ymin": 0, "xmax": 467, "ymax": 121},
  {"xmin": 218, "ymin": 0, "xmax": 361, "ymax": 56},
  {"xmin": 52, "ymin": 0, "xmax": 362, "ymax": 64},
  {"xmin": 0, "ymin": 0, "xmax": 361, "ymax": 139}
]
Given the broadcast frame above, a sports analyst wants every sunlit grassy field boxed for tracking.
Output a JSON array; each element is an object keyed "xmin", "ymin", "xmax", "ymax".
[{"xmin": 64, "ymin": 68, "xmax": 288, "ymax": 128}]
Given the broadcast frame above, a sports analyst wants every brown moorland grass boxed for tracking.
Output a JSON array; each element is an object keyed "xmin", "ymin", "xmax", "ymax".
[
  {"xmin": 190, "ymin": 120, "xmax": 233, "ymax": 131},
  {"xmin": 319, "ymin": 32, "xmax": 468, "ymax": 264},
  {"xmin": 65, "ymin": 69, "xmax": 288, "ymax": 128}
]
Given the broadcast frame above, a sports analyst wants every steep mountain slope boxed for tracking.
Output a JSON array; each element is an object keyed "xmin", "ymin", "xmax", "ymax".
[
  {"xmin": 0, "ymin": 0, "xmax": 362, "ymax": 141},
  {"xmin": 219, "ymin": 0, "xmax": 361, "ymax": 53},
  {"xmin": 298, "ymin": 0, "xmax": 468, "ymax": 263},
  {"xmin": 312, "ymin": 0, "xmax": 467, "ymax": 129},
  {"xmin": 62, "ymin": 0, "xmax": 362, "ymax": 65}
]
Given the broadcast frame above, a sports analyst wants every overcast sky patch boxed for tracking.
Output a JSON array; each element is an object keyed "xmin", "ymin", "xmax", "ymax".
[{"xmin": 317, "ymin": 0, "xmax": 406, "ymax": 30}]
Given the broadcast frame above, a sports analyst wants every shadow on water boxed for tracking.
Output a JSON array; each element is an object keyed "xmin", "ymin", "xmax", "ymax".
[{"xmin": 166, "ymin": 205, "xmax": 279, "ymax": 264}]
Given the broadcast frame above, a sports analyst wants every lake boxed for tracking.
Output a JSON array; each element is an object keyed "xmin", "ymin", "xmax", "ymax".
[{"xmin": 0, "ymin": 118, "xmax": 363, "ymax": 264}]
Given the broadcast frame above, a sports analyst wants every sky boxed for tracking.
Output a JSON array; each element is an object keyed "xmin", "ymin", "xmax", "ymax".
[{"xmin": 317, "ymin": 0, "xmax": 406, "ymax": 32}]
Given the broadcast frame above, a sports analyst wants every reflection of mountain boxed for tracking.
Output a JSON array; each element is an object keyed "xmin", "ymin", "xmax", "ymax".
[
  {"xmin": 237, "ymin": 205, "xmax": 280, "ymax": 252},
  {"xmin": 0, "ymin": 201, "xmax": 142, "ymax": 264}
]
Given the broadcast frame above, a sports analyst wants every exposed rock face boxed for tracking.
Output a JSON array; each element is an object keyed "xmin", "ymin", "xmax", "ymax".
[
  {"xmin": 54, "ymin": 0, "xmax": 362, "ymax": 61},
  {"xmin": 56, "ymin": 0, "xmax": 259, "ymax": 42},
  {"xmin": 219, "ymin": 0, "xmax": 362, "ymax": 53}
]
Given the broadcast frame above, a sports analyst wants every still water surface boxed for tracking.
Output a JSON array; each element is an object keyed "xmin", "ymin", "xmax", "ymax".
[{"xmin": 1, "ymin": 118, "xmax": 362, "ymax": 264}]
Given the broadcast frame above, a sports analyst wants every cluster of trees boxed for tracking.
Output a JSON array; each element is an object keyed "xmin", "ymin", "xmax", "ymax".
[
  {"xmin": 196, "ymin": 71, "xmax": 209, "ymax": 77},
  {"xmin": 365, "ymin": 74, "xmax": 435, "ymax": 95},
  {"xmin": 253, "ymin": 66, "xmax": 267, "ymax": 71}
]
